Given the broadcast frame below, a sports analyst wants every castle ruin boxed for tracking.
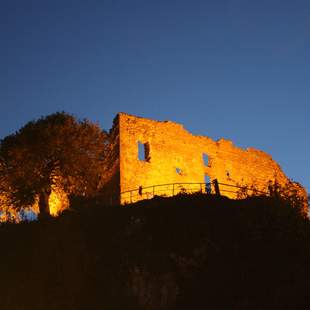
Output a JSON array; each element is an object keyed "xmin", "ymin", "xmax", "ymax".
[
  {"xmin": 102, "ymin": 113, "xmax": 307, "ymax": 208},
  {"xmin": 0, "ymin": 112, "xmax": 307, "ymax": 221}
]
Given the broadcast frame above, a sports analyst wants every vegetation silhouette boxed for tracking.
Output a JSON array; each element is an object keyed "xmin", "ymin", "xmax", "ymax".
[
  {"xmin": 0, "ymin": 112, "xmax": 309, "ymax": 308},
  {"xmin": 0, "ymin": 193, "xmax": 309, "ymax": 309},
  {"xmin": 0, "ymin": 112, "xmax": 107, "ymax": 218}
]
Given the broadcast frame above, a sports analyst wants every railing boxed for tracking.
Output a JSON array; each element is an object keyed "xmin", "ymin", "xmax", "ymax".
[{"xmin": 120, "ymin": 179, "xmax": 269, "ymax": 204}]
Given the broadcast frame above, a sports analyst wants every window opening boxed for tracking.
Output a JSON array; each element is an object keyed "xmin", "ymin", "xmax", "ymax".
[
  {"xmin": 138, "ymin": 142, "xmax": 150, "ymax": 162},
  {"xmin": 204, "ymin": 174, "xmax": 211, "ymax": 194},
  {"xmin": 203, "ymin": 153, "xmax": 209, "ymax": 166}
]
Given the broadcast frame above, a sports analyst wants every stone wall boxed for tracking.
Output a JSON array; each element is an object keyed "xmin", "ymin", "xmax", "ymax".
[
  {"xmin": 100, "ymin": 116, "xmax": 121, "ymax": 205},
  {"xmin": 115, "ymin": 113, "xmax": 307, "ymax": 207}
]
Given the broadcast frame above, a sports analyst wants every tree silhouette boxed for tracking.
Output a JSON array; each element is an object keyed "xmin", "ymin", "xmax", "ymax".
[{"xmin": 0, "ymin": 112, "xmax": 108, "ymax": 218}]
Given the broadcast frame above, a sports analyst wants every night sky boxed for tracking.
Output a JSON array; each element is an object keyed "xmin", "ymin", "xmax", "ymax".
[{"xmin": 1, "ymin": 0, "xmax": 309, "ymax": 192}]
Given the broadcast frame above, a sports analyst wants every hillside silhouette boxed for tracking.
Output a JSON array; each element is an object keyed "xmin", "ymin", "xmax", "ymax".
[{"xmin": 0, "ymin": 193, "xmax": 309, "ymax": 310}]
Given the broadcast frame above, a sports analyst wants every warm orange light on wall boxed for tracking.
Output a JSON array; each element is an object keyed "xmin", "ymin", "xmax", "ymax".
[{"xmin": 48, "ymin": 184, "xmax": 69, "ymax": 216}]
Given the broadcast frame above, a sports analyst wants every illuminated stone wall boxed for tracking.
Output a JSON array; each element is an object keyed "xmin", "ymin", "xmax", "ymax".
[
  {"xmin": 115, "ymin": 113, "xmax": 307, "ymax": 206},
  {"xmin": 0, "ymin": 113, "xmax": 307, "ymax": 219}
]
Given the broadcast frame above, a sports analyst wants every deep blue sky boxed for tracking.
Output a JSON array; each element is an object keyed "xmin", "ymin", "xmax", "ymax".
[{"xmin": 1, "ymin": 0, "xmax": 309, "ymax": 192}]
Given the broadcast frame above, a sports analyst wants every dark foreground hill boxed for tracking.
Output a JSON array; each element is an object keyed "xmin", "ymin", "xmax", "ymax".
[{"xmin": 0, "ymin": 194, "xmax": 310, "ymax": 310}]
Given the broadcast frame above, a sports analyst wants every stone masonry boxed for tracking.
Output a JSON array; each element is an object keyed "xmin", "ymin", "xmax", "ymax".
[{"xmin": 101, "ymin": 113, "xmax": 307, "ymax": 209}]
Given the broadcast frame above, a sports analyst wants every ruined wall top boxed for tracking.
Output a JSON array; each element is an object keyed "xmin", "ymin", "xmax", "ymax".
[{"xmin": 105, "ymin": 113, "xmax": 307, "ymax": 211}]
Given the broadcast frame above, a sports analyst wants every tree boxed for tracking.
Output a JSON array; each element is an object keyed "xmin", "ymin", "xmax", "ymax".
[{"xmin": 0, "ymin": 112, "xmax": 108, "ymax": 218}]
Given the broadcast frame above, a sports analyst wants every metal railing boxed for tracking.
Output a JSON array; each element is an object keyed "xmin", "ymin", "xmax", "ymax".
[{"xmin": 120, "ymin": 179, "xmax": 269, "ymax": 204}]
